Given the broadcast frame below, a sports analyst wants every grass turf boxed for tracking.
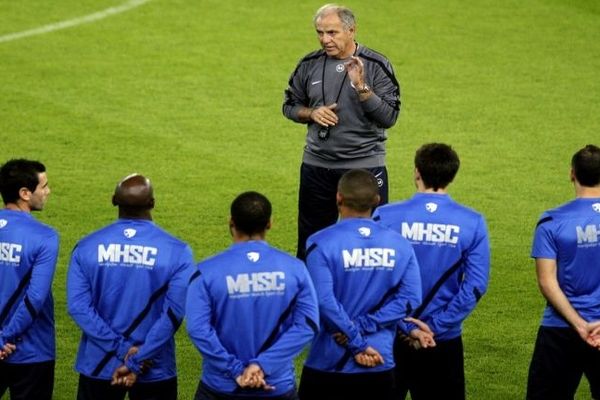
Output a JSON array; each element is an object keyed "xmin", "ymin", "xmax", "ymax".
[{"xmin": 1, "ymin": 0, "xmax": 599, "ymax": 398}]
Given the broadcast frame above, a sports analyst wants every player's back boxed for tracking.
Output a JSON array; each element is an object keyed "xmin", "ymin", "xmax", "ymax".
[
  {"xmin": 533, "ymin": 198, "xmax": 600, "ymax": 324},
  {"xmin": 374, "ymin": 193, "xmax": 485, "ymax": 294},
  {"xmin": 0, "ymin": 209, "xmax": 58, "ymax": 363}
]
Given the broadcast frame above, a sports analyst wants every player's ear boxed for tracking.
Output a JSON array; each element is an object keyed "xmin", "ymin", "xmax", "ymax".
[
  {"xmin": 266, "ymin": 219, "xmax": 272, "ymax": 231},
  {"xmin": 372, "ymin": 194, "xmax": 381, "ymax": 208},
  {"xmin": 414, "ymin": 168, "xmax": 421, "ymax": 181},
  {"xmin": 336, "ymin": 192, "xmax": 343, "ymax": 207},
  {"xmin": 228, "ymin": 218, "xmax": 235, "ymax": 237},
  {"xmin": 18, "ymin": 187, "xmax": 31, "ymax": 202},
  {"xmin": 569, "ymin": 168, "xmax": 576, "ymax": 183}
]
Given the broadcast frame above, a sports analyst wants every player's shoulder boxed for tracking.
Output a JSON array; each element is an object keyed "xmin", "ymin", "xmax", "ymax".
[
  {"xmin": 307, "ymin": 221, "xmax": 342, "ymax": 245},
  {"xmin": 29, "ymin": 218, "xmax": 59, "ymax": 239},
  {"xmin": 374, "ymin": 199, "xmax": 411, "ymax": 217},
  {"xmin": 535, "ymin": 199, "xmax": 589, "ymax": 227},
  {"xmin": 449, "ymin": 200, "xmax": 486, "ymax": 221}
]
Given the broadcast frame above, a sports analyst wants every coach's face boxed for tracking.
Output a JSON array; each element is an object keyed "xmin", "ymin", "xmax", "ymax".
[
  {"xmin": 315, "ymin": 12, "xmax": 355, "ymax": 59},
  {"xmin": 26, "ymin": 172, "xmax": 50, "ymax": 211}
]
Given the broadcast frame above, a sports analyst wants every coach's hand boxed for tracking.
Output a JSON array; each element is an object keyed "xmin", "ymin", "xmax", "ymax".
[{"xmin": 310, "ymin": 104, "xmax": 338, "ymax": 127}]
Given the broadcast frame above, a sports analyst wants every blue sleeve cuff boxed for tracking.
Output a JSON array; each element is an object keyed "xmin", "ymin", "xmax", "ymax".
[
  {"xmin": 354, "ymin": 316, "xmax": 377, "ymax": 334},
  {"xmin": 227, "ymin": 359, "xmax": 245, "ymax": 380},
  {"xmin": 346, "ymin": 333, "xmax": 368, "ymax": 355},
  {"xmin": 116, "ymin": 338, "xmax": 134, "ymax": 361},
  {"xmin": 125, "ymin": 356, "xmax": 142, "ymax": 375}
]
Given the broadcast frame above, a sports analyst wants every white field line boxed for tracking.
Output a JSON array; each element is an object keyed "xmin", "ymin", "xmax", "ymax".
[{"xmin": 0, "ymin": 0, "xmax": 152, "ymax": 44}]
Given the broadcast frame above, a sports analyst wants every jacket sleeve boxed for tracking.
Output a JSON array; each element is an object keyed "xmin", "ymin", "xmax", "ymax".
[
  {"xmin": 1, "ymin": 231, "xmax": 59, "ymax": 344},
  {"xmin": 306, "ymin": 243, "xmax": 368, "ymax": 355},
  {"xmin": 282, "ymin": 59, "xmax": 310, "ymax": 123},
  {"xmin": 67, "ymin": 246, "xmax": 133, "ymax": 360},
  {"xmin": 428, "ymin": 217, "xmax": 491, "ymax": 336},
  {"xmin": 185, "ymin": 270, "xmax": 245, "ymax": 380},
  {"xmin": 126, "ymin": 245, "xmax": 195, "ymax": 374},
  {"xmin": 251, "ymin": 266, "xmax": 319, "ymax": 375},
  {"xmin": 359, "ymin": 57, "xmax": 400, "ymax": 129},
  {"xmin": 354, "ymin": 249, "xmax": 422, "ymax": 334}
]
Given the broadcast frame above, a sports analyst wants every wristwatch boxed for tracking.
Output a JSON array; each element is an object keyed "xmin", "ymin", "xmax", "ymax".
[{"xmin": 356, "ymin": 83, "xmax": 370, "ymax": 94}]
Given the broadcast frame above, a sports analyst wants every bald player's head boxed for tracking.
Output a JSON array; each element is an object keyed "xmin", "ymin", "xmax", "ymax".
[{"xmin": 112, "ymin": 173, "xmax": 155, "ymax": 219}]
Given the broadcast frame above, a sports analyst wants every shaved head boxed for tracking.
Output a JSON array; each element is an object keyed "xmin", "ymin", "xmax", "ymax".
[
  {"xmin": 112, "ymin": 173, "xmax": 154, "ymax": 218},
  {"xmin": 337, "ymin": 169, "xmax": 380, "ymax": 213}
]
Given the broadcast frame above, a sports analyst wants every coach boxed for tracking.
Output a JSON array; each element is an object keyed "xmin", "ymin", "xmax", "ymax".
[{"xmin": 282, "ymin": 3, "xmax": 401, "ymax": 260}]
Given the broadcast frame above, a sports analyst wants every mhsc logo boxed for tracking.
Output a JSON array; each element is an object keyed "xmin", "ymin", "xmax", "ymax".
[
  {"xmin": 123, "ymin": 228, "xmax": 137, "ymax": 238},
  {"xmin": 247, "ymin": 252, "xmax": 260, "ymax": 262},
  {"xmin": 425, "ymin": 202, "xmax": 438, "ymax": 213}
]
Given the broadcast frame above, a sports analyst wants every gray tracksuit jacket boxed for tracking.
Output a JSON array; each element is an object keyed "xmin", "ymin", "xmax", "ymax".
[{"xmin": 283, "ymin": 44, "xmax": 400, "ymax": 169}]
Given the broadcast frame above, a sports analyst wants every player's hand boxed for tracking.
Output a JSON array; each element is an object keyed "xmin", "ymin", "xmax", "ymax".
[
  {"xmin": 405, "ymin": 317, "xmax": 436, "ymax": 349},
  {"xmin": 332, "ymin": 332, "xmax": 349, "ymax": 346},
  {"xmin": 310, "ymin": 104, "xmax": 338, "ymax": 127},
  {"xmin": 354, "ymin": 346, "xmax": 384, "ymax": 367},
  {"xmin": 585, "ymin": 321, "xmax": 600, "ymax": 349},
  {"xmin": 124, "ymin": 346, "xmax": 138, "ymax": 361},
  {"xmin": 111, "ymin": 365, "xmax": 137, "ymax": 387},
  {"xmin": 236, "ymin": 363, "xmax": 275, "ymax": 391},
  {"xmin": 0, "ymin": 343, "xmax": 16, "ymax": 360}
]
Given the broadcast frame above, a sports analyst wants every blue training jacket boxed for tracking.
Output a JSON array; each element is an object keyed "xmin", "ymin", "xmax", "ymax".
[
  {"xmin": 67, "ymin": 218, "xmax": 195, "ymax": 381},
  {"xmin": 304, "ymin": 218, "xmax": 422, "ymax": 373},
  {"xmin": 532, "ymin": 198, "xmax": 600, "ymax": 327},
  {"xmin": 0, "ymin": 209, "xmax": 59, "ymax": 364},
  {"xmin": 186, "ymin": 240, "xmax": 319, "ymax": 397},
  {"xmin": 373, "ymin": 193, "xmax": 490, "ymax": 341}
]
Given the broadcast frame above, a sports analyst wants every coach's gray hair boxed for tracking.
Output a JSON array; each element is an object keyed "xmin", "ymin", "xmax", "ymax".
[{"xmin": 313, "ymin": 4, "xmax": 356, "ymax": 30}]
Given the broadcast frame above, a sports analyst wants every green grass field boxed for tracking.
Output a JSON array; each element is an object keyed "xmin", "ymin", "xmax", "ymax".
[{"xmin": 1, "ymin": 0, "xmax": 599, "ymax": 398}]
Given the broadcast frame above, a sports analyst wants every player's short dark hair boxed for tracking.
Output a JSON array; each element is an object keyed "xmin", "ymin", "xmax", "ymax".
[
  {"xmin": 0, "ymin": 159, "xmax": 46, "ymax": 204},
  {"xmin": 231, "ymin": 191, "xmax": 272, "ymax": 236},
  {"xmin": 571, "ymin": 144, "xmax": 600, "ymax": 187},
  {"xmin": 337, "ymin": 169, "xmax": 379, "ymax": 212},
  {"xmin": 415, "ymin": 143, "xmax": 460, "ymax": 191}
]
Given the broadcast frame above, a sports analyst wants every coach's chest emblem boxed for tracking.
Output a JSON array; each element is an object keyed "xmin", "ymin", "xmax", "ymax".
[{"xmin": 336, "ymin": 63, "xmax": 345, "ymax": 72}]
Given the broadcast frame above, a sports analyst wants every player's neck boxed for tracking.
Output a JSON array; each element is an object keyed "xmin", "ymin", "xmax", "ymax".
[
  {"xmin": 420, "ymin": 188, "xmax": 448, "ymax": 194},
  {"xmin": 575, "ymin": 185, "xmax": 600, "ymax": 198},
  {"xmin": 4, "ymin": 201, "xmax": 31, "ymax": 213},
  {"xmin": 339, "ymin": 206, "xmax": 372, "ymax": 219}
]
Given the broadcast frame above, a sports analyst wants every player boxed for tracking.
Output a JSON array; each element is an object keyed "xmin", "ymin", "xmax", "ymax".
[
  {"xmin": 67, "ymin": 173, "xmax": 195, "ymax": 400},
  {"xmin": 186, "ymin": 191, "xmax": 319, "ymax": 400},
  {"xmin": 0, "ymin": 159, "xmax": 58, "ymax": 400},
  {"xmin": 299, "ymin": 169, "xmax": 422, "ymax": 400},
  {"xmin": 373, "ymin": 143, "xmax": 490, "ymax": 400},
  {"xmin": 527, "ymin": 144, "xmax": 600, "ymax": 399}
]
